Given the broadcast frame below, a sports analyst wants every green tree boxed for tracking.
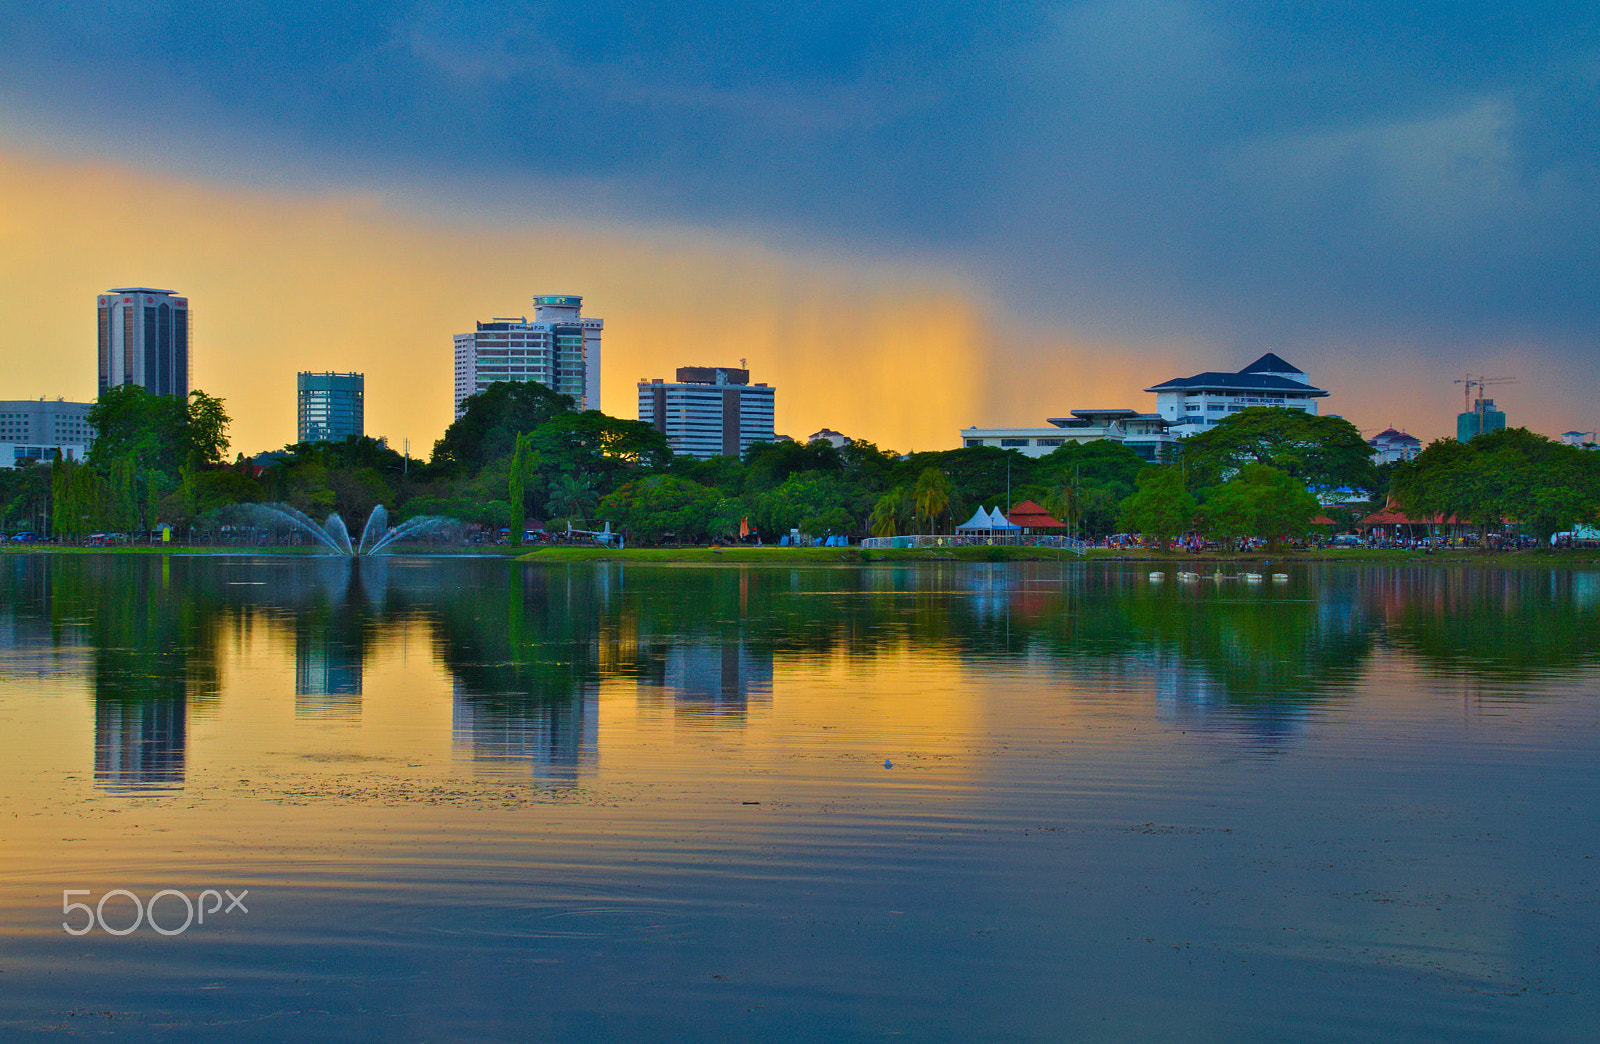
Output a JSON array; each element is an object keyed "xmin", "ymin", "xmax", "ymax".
[
  {"xmin": 1195, "ymin": 465, "xmax": 1320, "ymax": 551},
  {"xmin": 750, "ymin": 471, "xmax": 862, "ymax": 537},
  {"xmin": 508, "ymin": 433, "xmax": 538, "ymax": 545},
  {"xmin": 1115, "ymin": 466, "xmax": 1197, "ymax": 548},
  {"xmin": 598, "ymin": 476, "xmax": 721, "ymax": 544},
  {"xmin": 744, "ymin": 439, "xmax": 843, "ymax": 490},
  {"xmin": 1392, "ymin": 428, "xmax": 1600, "ymax": 546},
  {"xmin": 869, "ymin": 487, "xmax": 914, "ymax": 537},
  {"xmin": 1179, "ymin": 407, "xmax": 1374, "ymax": 492},
  {"xmin": 432, "ymin": 380, "xmax": 574, "ymax": 471},
  {"xmin": 546, "ymin": 472, "xmax": 599, "ymax": 525},
  {"xmin": 87, "ymin": 386, "xmax": 231, "ymax": 478},
  {"xmin": 50, "ymin": 457, "xmax": 100, "ymax": 541},
  {"xmin": 912, "ymin": 468, "xmax": 954, "ymax": 533}
]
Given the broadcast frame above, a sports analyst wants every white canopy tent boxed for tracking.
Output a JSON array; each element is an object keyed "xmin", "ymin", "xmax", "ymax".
[{"xmin": 957, "ymin": 506, "xmax": 999, "ymax": 532}]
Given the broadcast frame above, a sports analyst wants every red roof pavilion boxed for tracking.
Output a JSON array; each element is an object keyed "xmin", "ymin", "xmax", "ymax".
[{"xmin": 1006, "ymin": 500, "xmax": 1067, "ymax": 530}]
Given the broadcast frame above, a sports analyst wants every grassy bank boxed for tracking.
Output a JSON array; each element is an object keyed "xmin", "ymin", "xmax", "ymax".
[
  {"xmin": 8, "ymin": 543, "xmax": 1597, "ymax": 566},
  {"xmin": 520, "ymin": 544, "xmax": 1600, "ymax": 566},
  {"xmin": 0, "ymin": 543, "xmax": 524, "ymax": 557},
  {"xmin": 519, "ymin": 545, "xmax": 1096, "ymax": 564}
]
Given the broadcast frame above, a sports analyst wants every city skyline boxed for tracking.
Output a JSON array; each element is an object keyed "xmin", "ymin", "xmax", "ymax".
[{"xmin": 0, "ymin": 4, "xmax": 1595, "ymax": 454}]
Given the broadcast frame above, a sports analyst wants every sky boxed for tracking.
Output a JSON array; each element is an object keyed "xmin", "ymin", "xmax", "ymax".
[{"xmin": 2, "ymin": 1, "xmax": 1597, "ymax": 454}]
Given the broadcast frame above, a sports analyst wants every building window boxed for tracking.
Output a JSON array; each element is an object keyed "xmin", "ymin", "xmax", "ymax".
[
  {"xmin": 1035, "ymin": 438, "xmax": 1064, "ymax": 447},
  {"xmin": 1000, "ymin": 438, "xmax": 1030, "ymax": 447},
  {"xmin": 964, "ymin": 439, "xmax": 985, "ymax": 448}
]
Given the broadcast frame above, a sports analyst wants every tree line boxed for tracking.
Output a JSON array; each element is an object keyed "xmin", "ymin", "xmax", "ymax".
[{"xmin": 1, "ymin": 379, "xmax": 1594, "ymax": 549}]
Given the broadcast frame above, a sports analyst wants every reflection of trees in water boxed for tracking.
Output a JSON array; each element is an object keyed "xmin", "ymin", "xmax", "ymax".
[
  {"xmin": 1026, "ymin": 569, "xmax": 1378, "ymax": 738},
  {"xmin": 5, "ymin": 556, "xmax": 1598, "ymax": 783},
  {"xmin": 583, "ymin": 564, "xmax": 1380, "ymax": 739},
  {"xmin": 0, "ymin": 556, "xmax": 227, "ymax": 791},
  {"xmin": 1358, "ymin": 565, "xmax": 1600, "ymax": 684}
]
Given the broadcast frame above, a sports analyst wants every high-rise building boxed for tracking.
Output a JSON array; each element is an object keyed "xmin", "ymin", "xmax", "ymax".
[
  {"xmin": 453, "ymin": 295, "xmax": 602, "ymax": 416},
  {"xmin": 0, "ymin": 398, "xmax": 95, "ymax": 468},
  {"xmin": 297, "ymin": 372, "xmax": 364, "ymax": 444},
  {"xmin": 637, "ymin": 367, "xmax": 776, "ymax": 459},
  {"xmin": 97, "ymin": 288, "xmax": 190, "ymax": 397},
  {"xmin": 1458, "ymin": 399, "xmax": 1507, "ymax": 442}
]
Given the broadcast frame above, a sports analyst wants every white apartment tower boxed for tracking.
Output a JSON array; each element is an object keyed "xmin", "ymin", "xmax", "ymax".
[
  {"xmin": 453, "ymin": 295, "xmax": 602, "ymax": 415},
  {"xmin": 638, "ymin": 367, "xmax": 776, "ymax": 459},
  {"xmin": 97, "ymin": 287, "xmax": 190, "ymax": 398}
]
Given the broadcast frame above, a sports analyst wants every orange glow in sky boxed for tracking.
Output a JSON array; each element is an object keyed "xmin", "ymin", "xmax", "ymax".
[
  {"xmin": 0, "ymin": 150, "xmax": 1013, "ymax": 456},
  {"xmin": 0, "ymin": 148, "xmax": 1540, "ymax": 454}
]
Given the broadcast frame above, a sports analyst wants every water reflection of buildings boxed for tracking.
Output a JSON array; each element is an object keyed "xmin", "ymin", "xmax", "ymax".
[
  {"xmin": 94, "ymin": 698, "xmax": 186, "ymax": 792},
  {"xmin": 294, "ymin": 630, "xmax": 363, "ymax": 720},
  {"xmin": 638, "ymin": 641, "xmax": 774, "ymax": 725},
  {"xmin": 451, "ymin": 680, "xmax": 598, "ymax": 782}
]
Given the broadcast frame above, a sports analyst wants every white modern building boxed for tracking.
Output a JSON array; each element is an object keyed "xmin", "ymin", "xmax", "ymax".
[
  {"xmin": 961, "ymin": 410, "xmax": 1176, "ymax": 461},
  {"xmin": 1145, "ymin": 353, "xmax": 1327, "ymax": 436},
  {"xmin": 453, "ymin": 294, "xmax": 602, "ymax": 416},
  {"xmin": 0, "ymin": 398, "xmax": 94, "ymax": 468},
  {"xmin": 1562, "ymin": 431, "xmax": 1597, "ymax": 449},
  {"xmin": 638, "ymin": 367, "xmax": 776, "ymax": 459},
  {"xmin": 807, "ymin": 428, "xmax": 851, "ymax": 449},
  {"xmin": 97, "ymin": 287, "xmax": 190, "ymax": 398},
  {"xmin": 1368, "ymin": 427, "xmax": 1422, "ymax": 463}
]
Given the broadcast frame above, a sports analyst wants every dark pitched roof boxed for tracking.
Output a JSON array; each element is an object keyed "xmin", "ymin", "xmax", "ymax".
[
  {"xmin": 1240, "ymin": 352, "xmax": 1303, "ymax": 375},
  {"xmin": 1143, "ymin": 371, "xmax": 1328, "ymax": 395}
]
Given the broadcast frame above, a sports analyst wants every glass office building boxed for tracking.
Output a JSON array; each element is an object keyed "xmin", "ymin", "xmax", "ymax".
[{"xmin": 297, "ymin": 372, "xmax": 364, "ymax": 444}]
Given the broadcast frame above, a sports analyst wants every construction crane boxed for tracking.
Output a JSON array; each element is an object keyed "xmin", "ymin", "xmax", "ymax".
[
  {"xmin": 1454, "ymin": 374, "xmax": 1517, "ymax": 412},
  {"xmin": 1454, "ymin": 374, "xmax": 1517, "ymax": 439}
]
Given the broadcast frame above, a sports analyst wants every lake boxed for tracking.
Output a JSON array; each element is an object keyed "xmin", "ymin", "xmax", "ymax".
[{"xmin": 0, "ymin": 554, "xmax": 1596, "ymax": 1042}]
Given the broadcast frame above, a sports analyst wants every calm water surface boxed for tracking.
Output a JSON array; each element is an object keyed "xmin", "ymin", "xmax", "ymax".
[{"xmin": 0, "ymin": 555, "xmax": 1596, "ymax": 1042}]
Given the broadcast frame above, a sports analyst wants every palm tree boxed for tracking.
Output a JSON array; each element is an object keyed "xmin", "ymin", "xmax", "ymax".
[
  {"xmin": 913, "ymin": 468, "xmax": 953, "ymax": 533},
  {"xmin": 547, "ymin": 473, "xmax": 599, "ymax": 523},
  {"xmin": 1044, "ymin": 469, "xmax": 1083, "ymax": 539},
  {"xmin": 869, "ymin": 488, "xmax": 913, "ymax": 537}
]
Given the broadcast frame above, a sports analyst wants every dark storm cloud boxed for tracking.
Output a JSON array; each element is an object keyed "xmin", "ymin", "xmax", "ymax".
[{"xmin": 3, "ymin": 0, "xmax": 1597, "ymax": 349}]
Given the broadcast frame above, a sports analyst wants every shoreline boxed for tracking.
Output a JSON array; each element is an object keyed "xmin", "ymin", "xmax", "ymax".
[
  {"xmin": 5, "ymin": 544, "xmax": 1597, "ymax": 566},
  {"xmin": 516, "ymin": 545, "xmax": 1600, "ymax": 566}
]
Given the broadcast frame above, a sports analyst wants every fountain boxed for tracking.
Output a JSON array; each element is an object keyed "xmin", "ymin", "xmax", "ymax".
[{"xmin": 231, "ymin": 503, "xmax": 461, "ymax": 555}]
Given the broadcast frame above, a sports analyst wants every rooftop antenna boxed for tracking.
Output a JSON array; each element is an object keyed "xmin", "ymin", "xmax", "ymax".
[{"xmin": 739, "ymin": 358, "xmax": 747, "ymax": 369}]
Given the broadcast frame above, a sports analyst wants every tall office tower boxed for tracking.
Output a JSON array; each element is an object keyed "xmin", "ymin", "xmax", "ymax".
[
  {"xmin": 297, "ymin": 372, "xmax": 365, "ymax": 444},
  {"xmin": 637, "ymin": 367, "xmax": 777, "ymax": 459},
  {"xmin": 453, "ymin": 294, "xmax": 602, "ymax": 416},
  {"xmin": 97, "ymin": 288, "xmax": 190, "ymax": 397}
]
